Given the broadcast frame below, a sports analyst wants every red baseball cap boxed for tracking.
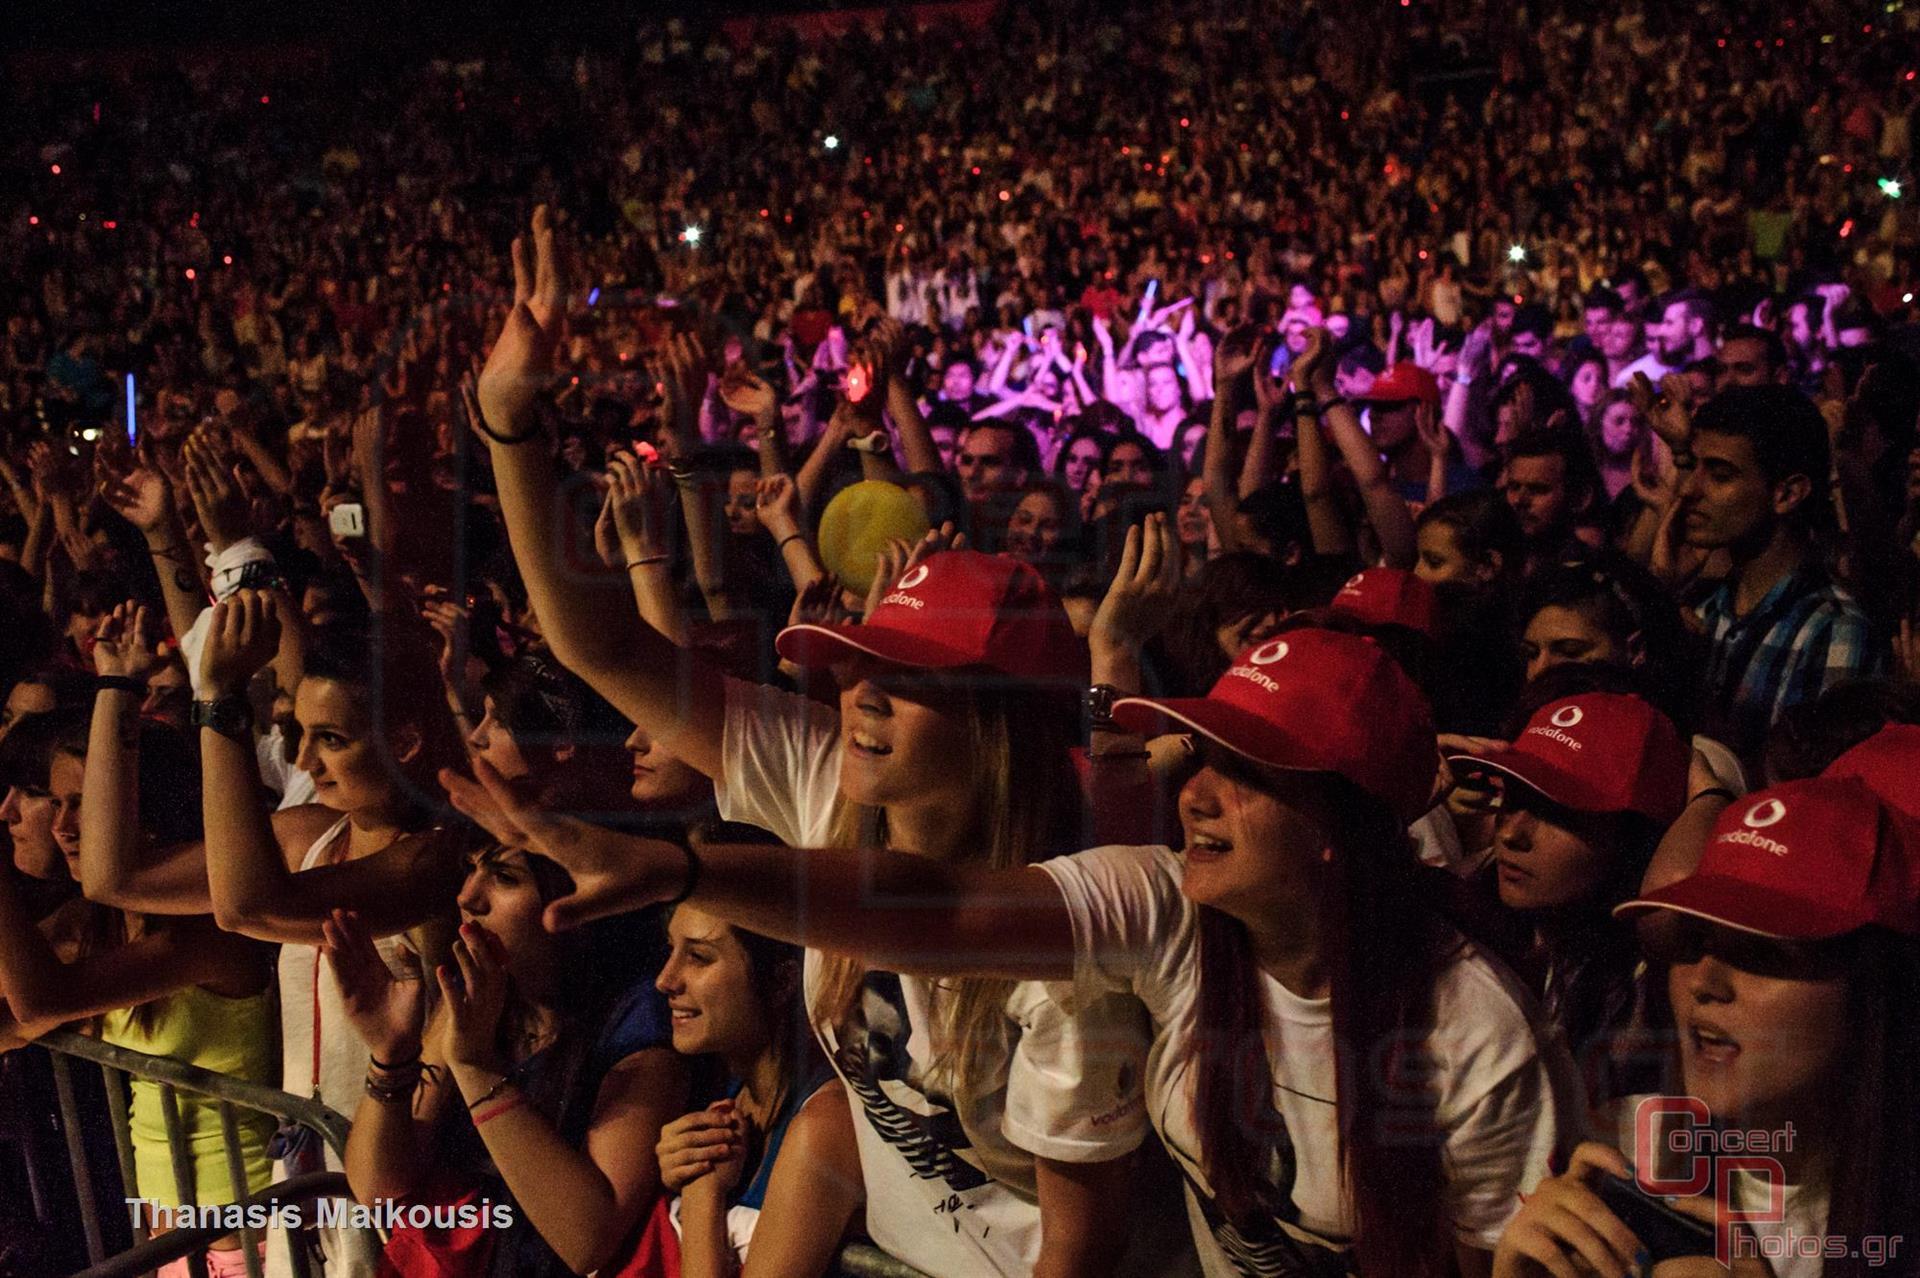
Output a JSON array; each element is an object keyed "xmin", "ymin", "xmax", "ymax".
[
  {"xmin": 1361, "ymin": 361, "xmax": 1441, "ymax": 408},
  {"xmin": 776, "ymin": 550, "xmax": 1085, "ymax": 684},
  {"xmin": 1328, "ymin": 567, "xmax": 1439, "ymax": 637},
  {"xmin": 1615, "ymin": 776, "xmax": 1920, "ymax": 939},
  {"xmin": 1448, "ymin": 693, "xmax": 1687, "ymax": 824},
  {"xmin": 1111, "ymin": 628, "xmax": 1436, "ymax": 823},
  {"xmin": 1822, "ymin": 723, "xmax": 1920, "ymax": 820}
]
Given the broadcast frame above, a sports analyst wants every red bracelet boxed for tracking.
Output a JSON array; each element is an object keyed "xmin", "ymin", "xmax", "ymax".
[{"xmin": 472, "ymin": 1093, "xmax": 525, "ymax": 1126}]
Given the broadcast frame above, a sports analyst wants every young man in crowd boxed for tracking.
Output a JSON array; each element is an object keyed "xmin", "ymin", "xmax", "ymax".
[{"xmin": 1680, "ymin": 386, "xmax": 1881, "ymax": 758}]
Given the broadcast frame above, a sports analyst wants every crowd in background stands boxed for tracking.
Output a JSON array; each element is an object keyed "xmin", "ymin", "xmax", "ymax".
[{"xmin": 0, "ymin": 1, "xmax": 1918, "ymax": 1276}]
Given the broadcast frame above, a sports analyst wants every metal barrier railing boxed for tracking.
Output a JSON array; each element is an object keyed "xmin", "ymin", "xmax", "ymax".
[
  {"xmin": 30, "ymin": 1028, "xmax": 932, "ymax": 1278},
  {"xmin": 35, "ymin": 1028, "xmax": 365, "ymax": 1278}
]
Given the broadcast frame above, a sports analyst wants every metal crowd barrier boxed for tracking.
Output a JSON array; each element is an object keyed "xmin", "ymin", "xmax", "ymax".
[
  {"xmin": 29, "ymin": 1029, "xmax": 932, "ymax": 1278},
  {"xmin": 34, "ymin": 1028, "xmax": 367, "ymax": 1278}
]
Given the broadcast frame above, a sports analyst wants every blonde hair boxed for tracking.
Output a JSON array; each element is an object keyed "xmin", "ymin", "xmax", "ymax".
[{"xmin": 808, "ymin": 678, "xmax": 1077, "ymax": 1103}]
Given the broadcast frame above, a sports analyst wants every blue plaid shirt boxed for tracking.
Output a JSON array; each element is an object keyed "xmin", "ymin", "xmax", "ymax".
[{"xmin": 1695, "ymin": 563, "xmax": 1881, "ymax": 758}]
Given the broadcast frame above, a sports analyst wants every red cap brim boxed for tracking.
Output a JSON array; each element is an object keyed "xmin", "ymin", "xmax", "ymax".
[
  {"xmin": 775, "ymin": 622, "xmax": 982, "ymax": 671},
  {"xmin": 1113, "ymin": 697, "xmax": 1336, "ymax": 778},
  {"xmin": 1446, "ymin": 749, "xmax": 1616, "ymax": 813},
  {"xmin": 1613, "ymin": 877, "xmax": 1866, "ymax": 940}
]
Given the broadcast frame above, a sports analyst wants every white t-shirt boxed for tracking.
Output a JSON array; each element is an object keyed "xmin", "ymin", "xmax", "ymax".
[
  {"xmin": 1040, "ymin": 843, "xmax": 1570, "ymax": 1278},
  {"xmin": 1611, "ymin": 350, "xmax": 1680, "ymax": 389},
  {"xmin": 715, "ymin": 678, "xmax": 1152, "ymax": 1278}
]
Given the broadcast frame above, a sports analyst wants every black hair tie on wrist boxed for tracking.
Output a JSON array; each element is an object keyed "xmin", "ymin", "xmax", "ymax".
[
  {"xmin": 663, "ymin": 842, "xmax": 702, "ymax": 908},
  {"xmin": 94, "ymin": 675, "xmax": 147, "ymax": 695},
  {"xmin": 475, "ymin": 414, "xmax": 546, "ymax": 446}
]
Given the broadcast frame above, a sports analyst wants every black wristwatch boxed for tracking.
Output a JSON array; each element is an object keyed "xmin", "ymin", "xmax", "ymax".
[
  {"xmin": 1086, "ymin": 683, "xmax": 1122, "ymax": 733},
  {"xmin": 191, "ymin": 695, "xmax": 253, "ymax": 740}
]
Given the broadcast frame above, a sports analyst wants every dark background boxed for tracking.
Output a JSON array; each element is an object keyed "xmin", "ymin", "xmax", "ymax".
[{"xmin": 4, "ymin": 0, "xmax": 863, "ymax": 51}]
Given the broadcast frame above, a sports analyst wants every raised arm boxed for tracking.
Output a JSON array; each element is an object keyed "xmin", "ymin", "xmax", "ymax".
[
  {"xmin": 658, "ymin": 334, "xmax": 742, "ymax": 621},
  {"xmin": 197, "ymin": 591, "xmax": 464, "ymax": 943},
  {"xmin": 794, "ymin": 399, "xmax": 859, "ymax": 519},
  {"xmin": 717, "ymin": 365, "xmax": 790, "ymax": 478},
  {"xmin": 1241, "ymin": 343, "xmax": 1288, "ymax": 500},
  {"xmin": 1204, "ymin": 331, "xmax": 1255, "ymax": 550},
  {"xmin": 473, "ymin": 208, "xmax": 724, "ymax": 779},
  {"xmin": 77, "ymin": 604, "xmax": 217, "ymax": 913},
  {"xmin": 1289, "ymin": 334, "xmax": 1356, "ymax": 557},
  {"xmin": 439, "ymin": 923, "xmax": 686, "ymax": 1274},
  {"xmin": 604, "ymin": 450, "xmax": 691, "ymax": 646},
  {"xmin": 754, "ymin": 473, "xmax": 825, "ymax": 593},
  {"xmin": 442, "ymin": 760, "xmax": 1076, "ymax": 980},
  {"xmin": 1299, "ymin": 329, "xmax": 1416, "ymax": 567},
  {"xmin": 96, "ymin": 456, "xmax": 208, "ymax": 658}
]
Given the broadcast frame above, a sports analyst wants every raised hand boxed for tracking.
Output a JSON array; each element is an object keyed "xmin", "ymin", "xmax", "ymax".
[
  {"xmin": 1628, "ymin": 372, "xmax": 1694, "ymax": 452},
  {"xmin": 754, "ymin": 473, "xmax": 802, "ymax": 543},
  {"xmin": 92, "ymin": 602, "xmax": 170, "ymax": 681},
  {"xmin": 789, "ymin": 573, "xmax": 852, "ymax": 630},
  {"xmin": 438, "ymin": 758, "xmax": 687, "ymax": 932},
  {"xmin": 606, "ymin": 450, "xmax": 677, "ymax": 562},
  {"xmin": 864, "ymin": 540, "xmax": 914, "ymax": 618},
  {"xmin": 476, "ymin": 205, "xmax": 566, "ymax": 441},
  {"xmin": 321, "ymin": 909, "xmax": 426, "ymax": 1065},
  {"xmin": 96, "ymin": 451, "xmax": 176, "ymax": 533},
  {"xmin": 438, "ymin": 921, "xmax": 510, "ymax": 1072},
  {"xmin": 1211, "ymin": 327, "xmax": 1258, "ymax": 397},
  {"xmin": 198, "ymin": 588, "xmax": 283, "ymax": 699},
  {"xmin": 1250, "ymin": 335, "xmax": 1286, "ymax": 412},
  {"xmin": 419, "ymin": 589, "xmax": 471, "ymax": 690},
  {"xmin": 182, "ymin": 430, "xmax": 250, "ymax": 553},
  {"xmin": 1407, "ymin": 317, "xmax": 1442, "ymax": 372},
  {"xmin": 717, "ymin": 364, "xmax": 777, "ymax": 421},
  {"xmin": 657, "ymin": 332, "xmax": 709, "ymax": 455},
  {"xmin": 1457, "ymin": 320, "xmax": 1495, "ymax": 384},
  {"xmin": 1089, "ymin": 513, "xmax": 1183, "ymax": 670},
  {"xmin": 1287, "ymin": 327, "xmax": 1335, "ymax": 399}
]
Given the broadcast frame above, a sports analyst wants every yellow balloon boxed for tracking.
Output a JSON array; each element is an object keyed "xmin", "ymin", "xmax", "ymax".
[{"xmin": 815, "ymin": 481, "xmax": 931, "ymax": 596}]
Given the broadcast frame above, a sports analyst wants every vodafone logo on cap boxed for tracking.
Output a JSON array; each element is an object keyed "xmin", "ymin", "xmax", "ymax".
[
  {"xmin": 1247, "ymin": 640, "xmax": 1290, "ymax": 666},
  {"xmin": 880, "ymin": 563, "xmax": 931, "ymax": 611},
  {"xmin": 1719, "ymin": 797, "xmax": 1790, "ymax": 856},
  {"xmin": 1524, "ymin": 701, "xmax": 1586, "ymax": 751}
]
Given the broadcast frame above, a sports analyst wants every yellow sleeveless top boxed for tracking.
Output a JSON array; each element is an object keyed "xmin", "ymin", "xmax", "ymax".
[{"xmin": 101, "ymin": 983, "xmax": 279, "ymax": 1209}]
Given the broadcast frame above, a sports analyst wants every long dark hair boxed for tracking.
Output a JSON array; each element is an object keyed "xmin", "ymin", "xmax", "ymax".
[
  {"xmin": 472, "ymin": 849, "xmax": 671, "ymax": 1278},
  {"xmin": 1191, "ymin": 766, "xmax": 1455, "ymax": 1276},
  {"xmin": 303, "ymin": 621, "xmax": 467, "ymax": 812},
  {"xmin": 1823, "ymin": 928, "xmax": 1920, "ymax": 1276},
  {"xmin": 56, "ymin": 715, "xmax": 207, "ymax": 1035},
  {"xmin": 669, "ymin": 905, "xmax": 810, "ymax": 1123}
]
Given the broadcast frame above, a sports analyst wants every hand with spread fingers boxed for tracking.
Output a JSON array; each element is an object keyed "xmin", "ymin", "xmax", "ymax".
[
  {"xmin": 322, "ymin": 909, "xmax": 426, "ymax": 1067},
  {"xmin": 439, "ymin": 758, "xmax": 687, "ymax": 932},
  {"xmin": 92, "ymin": 601, "xmax": 169, "ymax": 682}
]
